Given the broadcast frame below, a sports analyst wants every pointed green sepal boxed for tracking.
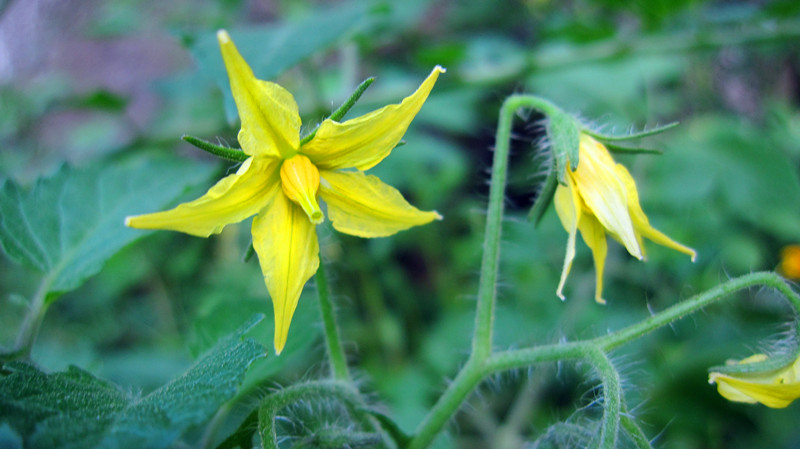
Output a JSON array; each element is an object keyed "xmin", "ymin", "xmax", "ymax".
[
  {"xmin": 243, "ymin": 240, "xmax": 256, "ymax": 262},
  {"xmin": 546, "ymin": 109, "xmax": 580, "ymax": 184},
  {"xmin": 708, "ymin": 350, "xmax": 797, "ymax": 376},
  {"xmin": 300, "ymin": 76, "xmax": 376, "ymax": 146},
  {"xmin": 604, "ymin": 142, "xmax": 664, "ymax": 155},
  {"xmin": 528, "ymin": 163, "xmax": 558, "ymax": 226},
  {"xmin": 182, "ymin": 135, "xmax": 249, "ymax": 162},
  {"xmin": 583, "ymin": 121, "xmax": 679, "ymax": 142}
]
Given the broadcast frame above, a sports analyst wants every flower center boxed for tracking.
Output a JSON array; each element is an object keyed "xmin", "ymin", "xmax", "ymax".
[{"xmin": 280, "ymin": 154, "xmax": 324, "ymax": 224}]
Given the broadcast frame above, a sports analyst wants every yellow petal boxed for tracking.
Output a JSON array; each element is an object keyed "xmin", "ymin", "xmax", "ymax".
[
  {"xmin": 125, "ymin": 157, "xmax": 280, "ymax": 237},
  {"xmin": 615, "ymin": 163, "xmax": 697, "ymax": 261},
  {"xmin": 571, "ymin": 135, "xmax": 641, "ymax": 259},
  {"xmin": 217, "ymin": 30, "xmax": 301, "ymax": 158},
  {"xmin": 252, "ymin": 193, "xmax": 320, "ymax": 354},
  {"xmin": 318, "ymin": 170, "xmax": 441, "ymax": 238},
  {"xmin": 711, "ymin": 375, "xmax": 800, "ymax": 408},
  {"xmin": 577, "ymin": 213, "xmax": 608, "ymax": 304},
  {"xmin": 554, "ymin": 180, "xmax": 580, "ymax": 300},
  {"xmin": 301, "ymin": 66, "xmax": 445, "ymax": 171}
]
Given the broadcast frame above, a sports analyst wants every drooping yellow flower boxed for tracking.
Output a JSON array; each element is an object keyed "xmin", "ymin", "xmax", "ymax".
[
  {"xmin": 779, "ymin": 245, "xmax": 800, "ymax": 280},
  {"xmin": 126, "ymin": 30, "xmax": 444, "ymax": 354},
  {"xmin": 709, "ymin": 354, "xmax": 800, "ymax": 408},
  {"xmin": 554, "ymin": 133, "xmax": 696, "ymax": 303}
]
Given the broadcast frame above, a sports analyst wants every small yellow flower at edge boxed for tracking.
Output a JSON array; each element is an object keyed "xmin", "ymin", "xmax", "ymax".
[
  {"xmin": 709, "ymin": 354, "xmax": 800, "ymax": 408},
  {"xmin": 126, "ymin": 30, "xmax": 445, "ymax": 354},
  {"xmin": 554, "ymin": 133, "xmax": 696, "ymax": 304},
  {"xmin": 779, "ymin": 245, "xmax": 800, "ymax": 280}
]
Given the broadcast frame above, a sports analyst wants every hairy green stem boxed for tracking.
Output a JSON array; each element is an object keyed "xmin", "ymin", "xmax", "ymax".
[
  {"xmin": 316, "ymin": 261, "xmax": 350, "ymax": 381},
  {"xmin": 259, "ymin": 381, "xmax": 364, "ymax": 449},
  {"xmin": 586, "ymin": 348, "xmax": 620, "ymax": 449},
  {"xmin": 593, "ymin": 271, "xmax": 799, "ymax": 352},
  {"xmin": 407, "ymin": 360, "xmax": 490, "ymax": 449},
  {"xmin": 409, "ymin": 271, "xmax": 799, "ymax": 448},
  {"xmin": 619, "ymin": 404, "xmax": 653, "ymax": 449},
  {"xmin": 472, "ymin": 94, "xmax": 562, "ymax": 360},
  {"xmin": 410, "ymin": 92, "xmax": 800, "ymax": 449}
]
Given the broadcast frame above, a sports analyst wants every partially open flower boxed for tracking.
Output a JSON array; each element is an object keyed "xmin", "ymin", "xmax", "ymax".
[
  {"xmin": 709, "ymin": 353, "xmax": 800, "ymax": 408},
  {"xmin": 554, "ymin": 133, "xmax": 696, "ymax": 303}
]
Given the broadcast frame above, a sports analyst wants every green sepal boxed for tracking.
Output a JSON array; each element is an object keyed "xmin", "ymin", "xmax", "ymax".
[
  {"xmin": 708, "ymin": 351, "xmax": 796, "ymax": 375},
  {"xmin": 604, "ymin": 142, "xmax": 663, "ymax": 155},
  {"xmin": 583, "ymin": 121, "xmax": 679, "ymax": 142},
  {"xmin": 528, "ymin": 163, "xmax": 558, "ymax": 226},
  {"xmin": 299, "ymin": 77, "xmax": 375, "ymax": 146},
  {"xmin": 546, "ymin": 109, "xmax": 580, "ymax": 184},
  {"xmin": 182, "ymin": 135, "xmax": 249, "ymax": 162},
  {"xmin": 243, "ymin": 240, "xmax": 256, "ymax": 263},
  {"xmin": 708, "ymin": 318, "xmax": 800, "ymax": 375}
]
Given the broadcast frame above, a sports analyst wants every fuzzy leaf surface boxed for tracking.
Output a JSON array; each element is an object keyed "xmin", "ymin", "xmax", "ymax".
[
  {"xmin": 0, "ymin": 315, "xmax": 265, "ymax": 449},
  {"xmin": 0, "ymin": 154, "xmax": 215, "ymax": 300}
]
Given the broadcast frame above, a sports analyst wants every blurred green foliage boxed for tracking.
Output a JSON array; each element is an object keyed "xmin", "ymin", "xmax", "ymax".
[{"xmin": 1, "ymin": 0, "xmax": 800, "ymax": 448}]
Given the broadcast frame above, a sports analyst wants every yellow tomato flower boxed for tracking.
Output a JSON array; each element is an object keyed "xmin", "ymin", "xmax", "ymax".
[
  {"xmin": 554, "ymin": 133, "xmax": 696, "ymax": 303},
  {"xmin": 709, "ymin": 354, "xmax": 800, "ymax": 408},
  {"xmin": 779, "ymin": 245, "xmax": 800, "ymax": 280},
  {"xmin": 126, "ymin": 30, "xmax": 444, "ymax": 354}
]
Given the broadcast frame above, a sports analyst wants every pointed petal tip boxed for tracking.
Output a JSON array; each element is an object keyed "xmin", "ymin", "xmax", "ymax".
[
  {"xmin": 274, "ymin": 340, "xmax": 285, "ymax": 356},
  {"xmin": 217, "ymin": 29, "xmax": 231, "ymax": 44},
  {"xmin": 595, "ymin": 296, "xmax": 607, "ymax": 305},
  {"xmin": 433, "ymin": 65, "xmax": 447, "ymax": 74}
]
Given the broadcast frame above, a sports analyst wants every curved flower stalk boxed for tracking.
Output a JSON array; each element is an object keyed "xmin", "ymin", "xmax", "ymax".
[
  {"xmin": 554, "ymin": 133, "xmax": 696, "ymax": 303},
  {"xmin": 126, "ymin": 30, "xmax": 444, "ymax": 354},
  {"xmin": 709, "ymin": 353, "xmax": 800, "ymax": 408}
]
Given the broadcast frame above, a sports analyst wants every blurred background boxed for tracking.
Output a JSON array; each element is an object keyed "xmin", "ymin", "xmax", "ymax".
[{"xmin": 1, "ymin": 0, "xmax": 800, "ymax": 448}]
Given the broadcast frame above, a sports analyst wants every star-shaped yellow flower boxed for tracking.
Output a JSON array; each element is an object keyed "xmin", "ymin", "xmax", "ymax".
[
  {"xmin": 126, "ymin": 30, "xmax": 444, "ymax": 354},
  {"xmin": 709, "ymin": 353, "xmax": 800, "ymax": 408},
  {"xmin": 554, "ymin": 133, "xmax": 696, "ymax": 303}
]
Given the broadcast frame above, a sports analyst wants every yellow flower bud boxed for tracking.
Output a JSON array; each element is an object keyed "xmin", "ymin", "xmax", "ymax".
[{"xmin": 280, "ymin": 154, "xmax": 324, "ymax": 224}]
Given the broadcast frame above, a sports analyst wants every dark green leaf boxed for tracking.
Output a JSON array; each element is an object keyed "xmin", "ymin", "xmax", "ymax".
[
  {"xmin": 0, "ymin": 315, "xmax": 265, "ymax": 449},
  {"xmin": 0, "ymin": 154, "xmax": 216, "ymax": 300}
]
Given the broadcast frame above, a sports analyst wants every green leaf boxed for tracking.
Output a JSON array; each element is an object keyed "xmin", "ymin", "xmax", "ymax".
[
  {"xmin": 190, "ymin": 2, "xmax": 376, "ymax": 123},
  {"xmin": 0, "ymin": 315, "xmax": 266, "ymax": 449},
  {"xmin": 0, "ymin": 154, "xmax": 216, "ymax": 300}
]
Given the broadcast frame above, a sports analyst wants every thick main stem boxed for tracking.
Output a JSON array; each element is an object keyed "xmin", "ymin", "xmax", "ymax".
[
  {"xmin": 315, "ymin": 261, "xmax": 350, "ymax": 381},
  {"xmin": 472, "ymin": 95, "xmax": 561, "ymax": 360},
  {"xmin": 411, "ymin": 95, "xmax": 581, "ymax": 449}
]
